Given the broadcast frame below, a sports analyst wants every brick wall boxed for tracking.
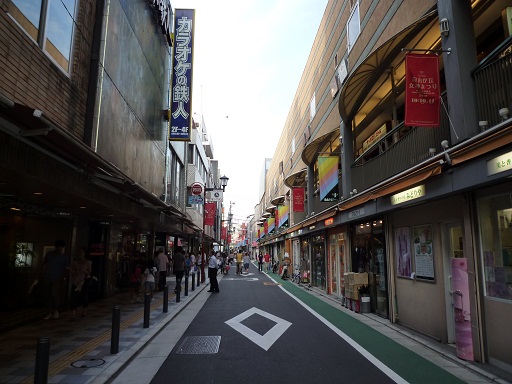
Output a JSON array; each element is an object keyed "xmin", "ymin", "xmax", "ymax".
[{"xmin": 0, "ymin": 0, "xmax": 97, "ymax": 141}]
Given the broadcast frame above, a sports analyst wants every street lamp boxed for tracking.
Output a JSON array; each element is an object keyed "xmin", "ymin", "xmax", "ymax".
[{"xmin": 201, "ymin": 175, "xmax": 229, "ymax": 282}]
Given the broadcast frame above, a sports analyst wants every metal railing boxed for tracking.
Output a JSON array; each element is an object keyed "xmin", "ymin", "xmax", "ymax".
[
  {"xmin": 474, "ymin": 47, "xmax": 512, "ymax": 128},
  {"xmin": 351, "ymin": 97, "xmax": 451, "ymax": 193}
]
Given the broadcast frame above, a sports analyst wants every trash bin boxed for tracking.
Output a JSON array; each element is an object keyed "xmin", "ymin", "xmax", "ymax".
[{"xmin": 360, "ymin": 295, "xmax": 371, "ymax": 313}]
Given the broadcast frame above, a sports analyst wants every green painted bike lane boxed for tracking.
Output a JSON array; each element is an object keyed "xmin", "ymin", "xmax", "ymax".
[{"xmin": 281, "ymin": 280, "xmax": 465, "ymax": 384}]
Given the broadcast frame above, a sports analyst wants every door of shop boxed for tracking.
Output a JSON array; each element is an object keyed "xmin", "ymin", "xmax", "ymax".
[{"xmin": 443, "ymin": 223, "xmax": 474, "ymax": 360}]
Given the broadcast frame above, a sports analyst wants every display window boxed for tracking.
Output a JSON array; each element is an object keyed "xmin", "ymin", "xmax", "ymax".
[
  {"xmin": 312, "ymin": 235, "xmax": 326, "ymax": 290},
  {"xmin": 478, "ymin": 194, "xmax": 512, "ymax": 300}
]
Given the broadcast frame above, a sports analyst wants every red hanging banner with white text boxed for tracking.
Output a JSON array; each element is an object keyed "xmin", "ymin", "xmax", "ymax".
[
  {"xmin": 405, "ymin": 53, "xmax": 440, "ymax": 127},
  {"xmin": 204, "ymin": 203, "xmax": 216, "ymax": 226},
  {"xmin": 293, "ymin": 188, "xmax": 305, "ymax": 212}
]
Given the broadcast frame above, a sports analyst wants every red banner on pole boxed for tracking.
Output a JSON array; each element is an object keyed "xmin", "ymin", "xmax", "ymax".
[
  {"xmin": 221, "ymin": 226, "xmax": 227, "ymax": 240},
  {"xmin": 405, "ymin": 54, "xmax": 440, "ymax": 127},
  {"xmin": 293, "ymin": 188, "xmax": 305, "ymax": 212},
  {"xmin": 275, "ymin": 206, "xmax": 279, "ymax": 227},
  {"xmin": 264, "ymin": 220, "xmax": 268, "ymax": 235},
  {"xmin": 204, "ymin": 203, "xmax": 216, "ymax": 226}
]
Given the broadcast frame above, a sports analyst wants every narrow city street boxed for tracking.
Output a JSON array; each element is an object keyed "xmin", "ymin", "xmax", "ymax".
[{"xmin": 147, "ymin": 264, "xmax": 467, "ymax": 384}]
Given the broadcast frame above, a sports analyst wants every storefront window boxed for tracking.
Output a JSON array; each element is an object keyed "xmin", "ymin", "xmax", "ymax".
[
  {"xmin": 312, "ymin": 235, "xmax": 326, "ymax": 290},
  {"xmin": 301, "ymin": 239, "xmax": 310, "ymax": 284},
  {"xmin": 352, "ymin": 219, "xmax": 388, "ymax": 317},
  {"xmin": 478, "ymin": 195, "xmax": 512, "ymax": 300}
]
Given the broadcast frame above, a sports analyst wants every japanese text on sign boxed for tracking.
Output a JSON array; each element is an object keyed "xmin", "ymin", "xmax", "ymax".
[{"xmin": 391, "ymin": 185, "xmax": 426, "ymax": 206}]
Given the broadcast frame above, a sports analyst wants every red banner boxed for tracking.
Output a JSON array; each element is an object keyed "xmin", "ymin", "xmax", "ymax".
[
  {"xmin": 275, "ymin": 206, "xmax": 279, "ymax": 227},
  {"xmin": 293, "ymin": 188, "xmax": 305, "ymax": 212},
  {"xmin": 204, "ymin": 203, "xmax": 216, "ymax": 226},
  {"xmin": 264, "ymin": 220, "xmax": 268, "ymax": 235},
  {"xmin": 405, "ymin": 54, "xmax": 440, "ymax": 127},
  {"xmin": 221, "ymin": 226, "xmax": 227, "ymax": 240}
]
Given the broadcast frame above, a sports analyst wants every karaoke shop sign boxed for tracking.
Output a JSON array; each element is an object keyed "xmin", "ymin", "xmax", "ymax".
[{"xmin": 405, "ymin": 54, "xmax": 440, "ymax": 127}]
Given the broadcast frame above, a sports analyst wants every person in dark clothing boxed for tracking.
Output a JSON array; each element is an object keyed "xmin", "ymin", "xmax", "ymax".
[
  {"xmin": 207, "ymin": 251, "xmax": 219, "ymax": 292},
  {"xmin": 173, "ymin": 246, "xmax": 186, "ymax": 293}
]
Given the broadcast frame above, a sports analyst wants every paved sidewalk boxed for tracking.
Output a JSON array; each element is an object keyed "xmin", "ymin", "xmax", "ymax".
[{"xmin": 0, "ymin": 273, "xmax": 208, "ymax": 384}]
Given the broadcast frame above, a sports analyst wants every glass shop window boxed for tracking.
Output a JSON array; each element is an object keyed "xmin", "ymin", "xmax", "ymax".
[{"xmin": 478, "ymin": 194, "xmax": 512, "ymax": 301}]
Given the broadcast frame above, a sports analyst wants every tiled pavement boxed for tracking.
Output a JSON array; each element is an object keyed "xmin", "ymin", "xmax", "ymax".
[{"xmin": 0, "ymin": 274, "xmax": 205, "ymax": 384}]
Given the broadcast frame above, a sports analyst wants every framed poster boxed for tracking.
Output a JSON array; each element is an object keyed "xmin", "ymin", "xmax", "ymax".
[
  {"xmin": 395, "ymin": 227, "xmax": 412, "ymax": 278},
  {"xmin": 412, "ymin": 224, "xmax": 435, "ymax": 281}
]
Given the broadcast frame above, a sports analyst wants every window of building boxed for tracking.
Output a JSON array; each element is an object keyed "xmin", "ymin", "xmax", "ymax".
[
  {"xmin": 10, "ymin": 0, "xmax": 77, "ymax": 73},
  {"xmin": 309, "ymin": 92, "xmax": 316, "ymax": 122},
  {"xmin": 478, "ymin": 193, "xmax": 512, "ymax": 301},
  {"xmin": 347, "ymin": 1, "xmax": 360, "ymax": 52},
  {"xmin": 188, "ymin": 144, "xmax": 195, "ymax": 164}
]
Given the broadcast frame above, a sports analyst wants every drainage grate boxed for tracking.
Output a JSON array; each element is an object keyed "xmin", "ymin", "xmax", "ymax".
[
  {"xmin": 71, "ymin": 359, "xmax": 105, "ymax": 368},
  {"xmin": 176, "ymin": 336, "xmax": 221, "ymax": 354}
]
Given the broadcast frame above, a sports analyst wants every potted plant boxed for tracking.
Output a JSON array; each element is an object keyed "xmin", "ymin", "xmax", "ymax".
[{"xmin": 358, "ymin": 285, "xmax": 371, "ymax": 313}]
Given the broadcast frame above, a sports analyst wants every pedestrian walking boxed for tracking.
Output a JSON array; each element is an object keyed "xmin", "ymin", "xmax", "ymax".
[
  {"xmin": 207, "ymin": 251, "xmax": 219, "ymax": 292},
  {"xmin": 36, "ymin": 239, "xmax": 70, "ymax": 320},
  {"xmin": 258, "ymin": 252, "xmax": 264, "ymax": 272},
  {"xmin": 156, "ymin": 248, "xmax": 168, "ymax": 292},
  {"xmin": 173, "ymin": 247, "xmax": 186, "ymax": 293},
  {"xmin": 69, "ymin": 246, "xmax": 92, "ymax": 320}
]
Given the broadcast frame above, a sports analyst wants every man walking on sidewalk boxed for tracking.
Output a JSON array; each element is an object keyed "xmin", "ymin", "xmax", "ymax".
[
  {"xmin": 173, "ymin": 247, "xmax": 186, "ymax": 293},
  {"xmin": 207, "ymin": 251, "xmax": 219, "ymax": 293}
]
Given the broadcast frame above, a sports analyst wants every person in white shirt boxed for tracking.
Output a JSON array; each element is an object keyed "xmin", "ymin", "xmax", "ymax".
[
  {"xmin": 207, "ymin": 251, "xmax": 219, "ymax": 292},
  {"xmin": 243, "ymin": 252, "xmax": 250, "ymax": 272},
  {"xmin": 189, "ymin": 252, "xmax": 196, "ymax": 273},
  {"xmin": 143, "ymin": 260, "xmax": 157, "ymax": 302},
  {"xmin": 156, "ymin": 249, "xmax": 168, "ymax": 292}
]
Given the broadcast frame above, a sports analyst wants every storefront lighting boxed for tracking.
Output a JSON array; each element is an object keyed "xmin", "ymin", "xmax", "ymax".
[{"xmin": 10, "ymin": 207, "xmax": 21, "ymax": 211}]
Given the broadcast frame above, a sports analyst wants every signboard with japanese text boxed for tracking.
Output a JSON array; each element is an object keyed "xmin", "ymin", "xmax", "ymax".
[
  {"xmin": 293, "ymin": 188, "xmax": 305, "ymax": 212},
  {"xmin": 170, "ymin": 9, "xmax": 195, "ymax": 141},
  {"xmin": 405, "ymin": 54, "xmax": 440, "ymax": 127},
  {"xmin": 204, "ymin": 202, "xmax": 216, "ymax": 226}
]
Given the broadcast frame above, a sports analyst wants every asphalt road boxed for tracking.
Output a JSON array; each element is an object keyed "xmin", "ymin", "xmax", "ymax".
[{"xmin": 151, "ymin": 263, "xmax": 399, "ymax": 384}]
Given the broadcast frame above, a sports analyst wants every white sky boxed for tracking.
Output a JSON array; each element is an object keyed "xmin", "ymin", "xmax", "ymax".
[{"xmin": 171, "ymin": 0, "xmax": 328, "ymax": 223}]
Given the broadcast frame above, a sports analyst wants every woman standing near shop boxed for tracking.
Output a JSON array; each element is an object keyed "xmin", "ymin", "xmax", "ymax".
[{"xmin": 70, "ymin": 247, "xmax": 92, "ymax": 320}]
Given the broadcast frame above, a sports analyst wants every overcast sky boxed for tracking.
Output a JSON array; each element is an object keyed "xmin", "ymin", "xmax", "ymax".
[{"xmin": 171, "ymin": 0, "xmax": 328, "ymax": 223}]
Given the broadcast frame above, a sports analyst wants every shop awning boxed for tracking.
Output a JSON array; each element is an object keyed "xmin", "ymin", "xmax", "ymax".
[
  {"xmin": 265, "ymin": 205, "xmax": 277, "ymax": 213},
  {"xmin": 301, "ymin": 127, "xmax": 340, "ymax": 166},
  {"xmin": 284, "ymin": 168, "xmax": 307, "ymax": 188},
  {"xmin": 338, "ymin": 9, "xmax": 438, "ymax": 123},
  {"xmin": 270, "ymin": 195, "xmax": 285, "ymax": 205}
]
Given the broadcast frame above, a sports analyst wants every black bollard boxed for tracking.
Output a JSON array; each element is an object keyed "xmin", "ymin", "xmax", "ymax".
[
  {"xmin": 184, "ymin": 273, "xmax": 189, "ymax": 296},
  {"xmin": 163, "ymin": 285, "xmax": 168, "ymax": 313},
  {"xmin": 176, "ymin": 279, "xmax": 181, "ymax": 303},
  {"xmin": 143, "ymin": 294, "xmax": 150, "ymax": 328},
  {"xmin": 196, "ymin": 269, "xmax": 200, "ymax": 286},
  {"xmin": 34, "ymin": 337, "xmax": 50, "ymax": 384},
  {"xmin": 191, "ymin": 272, "xmax": 195, "ymax": 291},
  {"xmin": 111, "ymin": 305, "xmax": 120, "ymax": 354}
]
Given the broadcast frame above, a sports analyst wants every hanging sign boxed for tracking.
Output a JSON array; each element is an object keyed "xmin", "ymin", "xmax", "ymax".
[
  {"xmin": 293, "ymin": 188, "xmax": 305, "ymax": 212},
  {"xmin": 204, "ymin": 202, "xmax": 216, "ymax": 226},
  {"xmin": 405, "ymin": 53, "xmax": 440, "ymax": 127}
]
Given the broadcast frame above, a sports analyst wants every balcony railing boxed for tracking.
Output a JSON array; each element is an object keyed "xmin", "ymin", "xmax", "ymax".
[
  {"xmin": 351, "ymin": 96, "xmax": 451, "ymax": 193},
  {"xmin": 474, "ymin": 39, "xmax": 512, "ymax": 128}
]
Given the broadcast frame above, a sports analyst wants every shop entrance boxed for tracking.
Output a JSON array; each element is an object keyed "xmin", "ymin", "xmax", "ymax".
[{"xmin": 352, "ymin": 220, "xmax": 388, "ymax": 318}]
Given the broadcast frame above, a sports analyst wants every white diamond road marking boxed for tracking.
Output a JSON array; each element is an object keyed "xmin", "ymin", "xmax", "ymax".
[{"xmin": 225, "ymin": 307, "xmax": 291, "ymax": 351}]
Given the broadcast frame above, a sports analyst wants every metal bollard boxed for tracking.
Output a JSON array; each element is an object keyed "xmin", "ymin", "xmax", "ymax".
[
  {"xmin": 196, "ymin": 269, "xmax": 200, "ymax": 286},
  {"xmin": 176, "ymin": 279, "xmax": 181, "ymax": 303},
  {"xmin": 184, "ymin": 273, "xmax": 189, "ymax": 296},
  {"xmin": 163, "ymin": 285, "xmax": 168, "ymax": 313},
  {"xmin": 191, "ymin": 272, "xmax": 195, "ymax": 291},
  {"xmin": 34, "ymin": 337, "xmax": 50, "ymax": 384},
  {"xmin": 143, "ymin": 294, "xmax": 150, "ymax": 328},
  {"xmin": 111, "ymin": 305, "xmax": 120, "ymax": 354}
]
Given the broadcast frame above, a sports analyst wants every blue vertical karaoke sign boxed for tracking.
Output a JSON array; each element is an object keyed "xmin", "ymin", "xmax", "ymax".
[{"xmin": 170, "ymin": 9, "xmax": 195, "ymax": 141}]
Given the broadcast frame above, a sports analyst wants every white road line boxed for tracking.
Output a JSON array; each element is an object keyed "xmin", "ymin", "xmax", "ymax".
[{"xmin": 270, "ymin": 276, "xmax": 409, "ymax": 384}]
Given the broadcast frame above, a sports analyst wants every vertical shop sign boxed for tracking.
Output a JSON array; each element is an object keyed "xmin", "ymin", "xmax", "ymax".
[
  {"xmin": 204, "ymin": 202, "xmax": 216, "ymax": 226},
  {"xmin": 264, "ymin": 220, "xmax": 269, "ymax": 235},
  {"xmin": 405, "ymin": 54, "xmax": 440, "ymax": 127},
  {"xmin": 318, "ymin": 156, "xmax": 339, "ymax": 202},
  {"xmin": 170, "ymin": 9, "xmax": 195, "ymax": 141},
  {"xmin": 293, "ymin": 188, "xmax": 305, "ymax": 212},
  {"xmin": 221, "ymin": 225, "xmax": 227, "ymax": 240}
]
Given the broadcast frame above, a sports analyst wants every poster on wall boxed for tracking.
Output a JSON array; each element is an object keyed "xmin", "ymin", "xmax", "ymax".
[
  {"xmin": 412, "ymin": 224, "xmax": 435, "ymax": 280},
  {"xmin": 395, "ymin": 227, "xmax": 412, "ymax": 278}
]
